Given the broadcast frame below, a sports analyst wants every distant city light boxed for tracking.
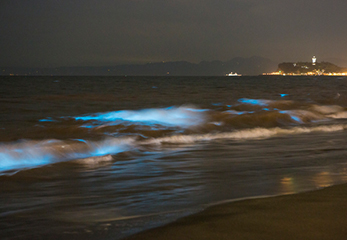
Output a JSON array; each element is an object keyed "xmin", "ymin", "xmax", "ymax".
[
  {"xmin": 312, "ymin": 56, "xmax": 316, "ymax": 65},
  {"xmin": 263, "ymin": 55, "xmax": 347, "ymax": 76}
]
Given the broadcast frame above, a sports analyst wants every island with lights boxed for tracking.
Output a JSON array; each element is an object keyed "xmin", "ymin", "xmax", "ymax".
[{"xmin": 263, "ymin": 56, "xmax": 347, "ymax": 76}]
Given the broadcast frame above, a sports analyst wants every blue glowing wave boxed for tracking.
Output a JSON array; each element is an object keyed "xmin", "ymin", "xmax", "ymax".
[
  {"xmin": 278, "ymin": 110, "xmax": 322, "ymax": 123},
  {"xmin": 71, "ymin": 106, "xmax": 207, "ymax": 128},
  {"xmin": 237, "ymin": 98, "xmax": 271, "ymax": 106},
  {"xmin": 224, "ymin": 110, "xmax": 251, "ymax": 115},
  {"xmin": 0, "ymin": 138, "xmax": 135, "ymax": 174},
  {"xmin": 0, "ymin": 142, "xmax": 53, "ymax": 172},
  {"xmin": 279, "ymin": 110, "xmax": 302, "ymax": 123}
]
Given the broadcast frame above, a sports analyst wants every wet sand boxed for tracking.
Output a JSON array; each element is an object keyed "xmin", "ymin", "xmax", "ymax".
[{"xmin": 125, "ymin": 184, "xmax": 347, "ymax": 240}]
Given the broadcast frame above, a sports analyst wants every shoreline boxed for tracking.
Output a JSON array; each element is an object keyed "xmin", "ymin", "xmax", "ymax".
[{"xmin": 124, "ymin": 183, "xmax": 347, "ymax": 240}]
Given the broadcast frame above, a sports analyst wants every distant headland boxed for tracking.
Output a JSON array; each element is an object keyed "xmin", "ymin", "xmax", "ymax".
[
  {"xmin": 264, "ymin": 56, "xmax": 347, "ymax": 76},
  {"xmin": 2, "ymin": 56, "xmax": 347, "ymax": 76},
  {"xmin": 0, "ymin": 56, "xmax": 277, "ymax": 76}
]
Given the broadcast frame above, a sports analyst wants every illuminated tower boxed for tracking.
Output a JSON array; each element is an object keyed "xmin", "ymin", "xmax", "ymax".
[{"xmin": 312, "ymin": 56, "xmax": 316, "ymax": 66}]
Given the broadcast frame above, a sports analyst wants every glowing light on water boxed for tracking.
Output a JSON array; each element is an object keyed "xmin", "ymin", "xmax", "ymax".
[
  {"xmin": 185, "ymin": 108, "xmax": 209, "ymax": 112},
  {"xmin": 72, "ymin": 106, "xmax": 206, "ymax": 128},
  {"xmin": 313, "ymin": 172, "xmax": 333, "ymax": 188},
  {"xmin": 0, "ymin": 142, "xmax": 55, "ymax": 172},
  {"xmin": 237, "ymin": 98, "xmax": 270, "ymax": 106},
  {"xmin": 0, "ymin": 137, "xmax": 135, "ymax": 173},
  {"xmin": 39, "ymin": 118, "xmax": 55, "ymax": 122},
  {"xmin": 281, "ymin": 176, "xmax": 296, "ymax": 194},
  {"xmin": 85, "ymin": 138, "xmax": 133, "ymax": 157},
  {"xmin": 225, "ymin": 110, "xmax": 249, "ymax": 115},
  {"xmin": 279, "ymin": 110, "xmax": 303, "ymax": 123},
  {"xmin": 74, "ymin": 139, "xmax": 88, "ymax": 143}
]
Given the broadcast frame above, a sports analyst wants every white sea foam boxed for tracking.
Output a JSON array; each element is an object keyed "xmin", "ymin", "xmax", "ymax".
[
  {"xmin": 75, "ymin": 154, "xmax": 114, "ymax": 166},
  {"xmin": 145, "ymin": 124, "xmax": 347, "ymax": 145},
  {"xmin": 305, "ymin": 105, "xmax": 347, "ymax": 119},
  {"xmin": 328, "ymin": 111, "xmax": 347, "ymax": 119},
  {"xmin": 310, "ymin": 105, "xmax": 344, "ymax": 115}
]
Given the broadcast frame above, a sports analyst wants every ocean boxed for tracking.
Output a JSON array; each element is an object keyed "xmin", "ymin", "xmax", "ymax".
[{"xmin": 1, "ymin": 76, "xmax": 347, "ymax": 239}]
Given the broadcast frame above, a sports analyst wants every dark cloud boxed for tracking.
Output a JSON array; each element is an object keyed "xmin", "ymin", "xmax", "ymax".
[{"xmin": 1, "ymin": 0, "xmax": 347, "ymax": 67}]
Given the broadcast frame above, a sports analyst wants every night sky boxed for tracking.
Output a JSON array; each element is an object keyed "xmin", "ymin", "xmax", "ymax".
[{"xmin": 1, "ymin": 0, "xmax": 347, "ymax": 67}]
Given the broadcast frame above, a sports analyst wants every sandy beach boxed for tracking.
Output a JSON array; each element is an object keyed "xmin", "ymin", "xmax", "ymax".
[{"xmin": 125, "ymin": 184, "xmax": 347, "ymax": 240}]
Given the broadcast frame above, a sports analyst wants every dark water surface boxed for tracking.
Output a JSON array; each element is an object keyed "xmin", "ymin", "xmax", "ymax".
[{"xmin": 1, "ymin": 76, "xmax": 347, "ymax": 239}]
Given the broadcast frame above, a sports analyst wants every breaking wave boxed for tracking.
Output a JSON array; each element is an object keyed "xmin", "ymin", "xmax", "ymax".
[
  {"xmin": 2, "ymin": 99, "xmax": 347, "ymax": 174},
  {"xmin": 68, "ymin": 106, "xmax": 206, "ymax": 128},
  {"xmin": 0, "ymin": 137, "xmax": 135, "ymax": 174},
  {"xmin": 145, "ymin": 124, "xmax": 347, "ymax": 144},
  {"xmin": 1, "ymin": 123, "xmax": 346, "ymax": 175}
]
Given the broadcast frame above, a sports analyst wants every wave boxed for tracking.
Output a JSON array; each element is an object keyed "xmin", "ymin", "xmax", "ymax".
[
  {"xmin": 1, "ymin": 123, "xmax": 346, "ymax": 175},
  {"xmin": 0, "ymin": 137, "xmax": 135, "ymax": 174},
  {"xmin": 2, "ymin": 98, "xmax": 347, "ymax": 174},
  {"xmin": 328, "ymin": 111, "xmax": 347, "ymax": 119},
  {"xmin": 38, "ymin": 101, "xmax": 347, "ymax": 136},
  {"xmin": 70, "ymin": 106, "xmax": 207, "ymax": 128},
  {"xmin": 237, "ymin": 98, "xmax": 295, "ymax": 109},
  {"xmin": 310, "ymin": 105, "xmax": 344, "ymax": 115},
  {"xmin": 145, "ymin": 124, "xmax": 347, "ymax": 145}
]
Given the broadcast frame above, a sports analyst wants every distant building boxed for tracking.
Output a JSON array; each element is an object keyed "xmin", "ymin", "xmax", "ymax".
[{"xmin": 312, "ymin": 56, "xmax": 316, "ymax": 65}]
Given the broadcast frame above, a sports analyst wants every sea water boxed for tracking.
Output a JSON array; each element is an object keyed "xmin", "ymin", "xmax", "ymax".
[{"xmin": 1, "ymin": 76, "xmax": 347, "ymax": 239}]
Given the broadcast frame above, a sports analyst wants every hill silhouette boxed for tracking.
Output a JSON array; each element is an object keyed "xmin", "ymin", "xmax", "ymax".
[{"xmin": 1, "ymin": 56, "xmax": 277, "ymax": 76}]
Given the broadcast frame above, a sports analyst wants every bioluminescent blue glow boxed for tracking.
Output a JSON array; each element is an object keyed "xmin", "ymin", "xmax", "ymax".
[
  {"xmin": 87, "ymin": 138, "xmax": 131, "ymax": 156},
  {"xmin": 0, "ymin": 137, "xmax": 134, "ymax": 173},
  {"xmin": 211, "ymin": 103, "xmax": 232, "ymax": 108},
  {"xmin": 39, "ymin": 118, "xmax": 56, "ymax": 122},
  {"xmin": 225, "ymin": 110, "xmax": 248, "ymax": 115},
  {"xmin": 280, "ymin": 94, "xmax": 288, "ymax": 97},
  {"xmin": 0, "ymin": 143, "xmax": 54, "ymax": 172},
  {"xmin": 280, "ymin": 111, "xmax": 303, "ymax": 123},
  {"xmin": 290, "ymin": 115, "xmax": 301, "ymax": 122},
  {"xmin": 72, "ymin": 106, "xmax": 206, "ymax": 128},
  {"xmin": 212, "ymin": 103, "xmax": 223, "ymax": 106},
  {"xmin": 237, "ymin": 98, "xmax": 270, "ymax": 106},
  {"xmin": 74, "ymin": 139, "xmax": 88, "ymax": 143},
  {"xmin": 184, "ymin": 108, "xmax": 209, "ymax": 112}
]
